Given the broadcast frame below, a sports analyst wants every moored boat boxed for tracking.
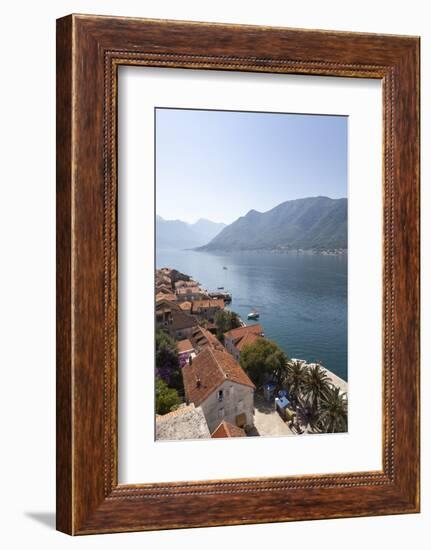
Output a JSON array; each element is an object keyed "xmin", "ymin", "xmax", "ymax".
[{"xmin": 247, "ymin": 310, "xmax": 260, "ymax": 320}]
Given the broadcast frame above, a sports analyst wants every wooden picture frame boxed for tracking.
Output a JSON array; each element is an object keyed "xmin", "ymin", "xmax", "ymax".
[{"xmin": 56, "ymin": 14, "xmax": 420, "ymax": 535}]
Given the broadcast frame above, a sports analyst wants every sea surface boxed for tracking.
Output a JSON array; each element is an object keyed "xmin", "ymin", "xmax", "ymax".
[{"xmin": 156, "ymin": 249, "xmax": 347, "ymax": 381}]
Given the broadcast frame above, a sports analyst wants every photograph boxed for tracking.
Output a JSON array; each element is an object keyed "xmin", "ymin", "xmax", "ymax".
[
  {"xmin": 154, "ymin": 107, "xmax": 348, "ymax": 441},
  {"xmin": 0, "ymin": 1, "xmax": 423, "ymax": 544}
]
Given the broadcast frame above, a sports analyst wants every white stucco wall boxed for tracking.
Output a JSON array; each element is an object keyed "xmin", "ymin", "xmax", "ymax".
[
  {"xmin": 224, "ymin": 336, "xmax": 236, "ymax": 356},
  {"xmin": 200, "ymin": 380, "xmax": 255, "ymax": 433}
]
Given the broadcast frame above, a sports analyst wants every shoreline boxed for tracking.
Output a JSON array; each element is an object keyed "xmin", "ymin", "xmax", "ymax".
[
  {"xmin": 319, "ymin": 365, "xmax": 348, "ymax": 393},
  {"xmin": 192, "ymin": 247, "xmax": 347, "ymax": 256},
  {"xmin": 290, "ymin": 359, "xmax": 347, "ymax": 393},
  {"xmin": 157, "ymin": 256, "xmax": 348, "ymax": 382}
]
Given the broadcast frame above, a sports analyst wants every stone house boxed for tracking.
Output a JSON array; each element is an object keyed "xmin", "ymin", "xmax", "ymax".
[
  {"xmin": 191, "ymin": 299, "xmax": 225, "ymax": 322},
  {"xmin": 155, "ymin": 301, "xmax": 197, "ymax": 340},
  {"xmin": 174, "ymin": 279, "xmax": 199, "ymax": 289},
  {"xmin": 155, "ymin": 300, "xmax": 180, "ymax": 328},
  {"xmin": 168, "ymin": 310, "xmax": 197, "ymax": 340},
  {"xmin": 182, "ymin": 347, "xmax": 255, "ymax": 433},
  {"xmin": 175, "ymin": 286, "xmax": 207, "ymax": 302}
]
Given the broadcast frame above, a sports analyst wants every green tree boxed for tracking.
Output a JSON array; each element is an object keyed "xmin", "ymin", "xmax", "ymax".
[
  {"xmin": 229, "ymin": 311, "xmax": 241, "ymax": 329},
  {"xmin": 240, "ymin": 338, "xmax": 288, "ymax": 387},
  {"xmin": 155, "ymin": 377, "xmax": 181, "ymax": 415},
  {"xmin": 155, "ymin": 328, "xmax": 181, "ymax": 390},
  {"xmin": 214, "ymin": 310, "xmax": 241, "ymax": 341},
  {"xmin": 285, "ymin": 360, "xmax": 308, "ymax": 406},
  {"xmin": 318, "ymin": 386, "xmax": 348, "ymax": 433},
  {"xmin": 265, "ymin": 348, "xmax": 289, "ymax": 385},
  {"xmin": 297, "ymin": 394, "xmax": 321, "ymax": 433},
  {"xmin": 302, "ymin": 364, "xmax": 331, "ymax": 413}
]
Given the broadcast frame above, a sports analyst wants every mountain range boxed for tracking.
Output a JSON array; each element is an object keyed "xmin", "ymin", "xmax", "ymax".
[
  {"xmin": 197, "ymin": 196, "xmax": 347, "ymax": 252},
  {"xmin": 156, "ymin": 216, "xmax": 226, "ymax": 249}
]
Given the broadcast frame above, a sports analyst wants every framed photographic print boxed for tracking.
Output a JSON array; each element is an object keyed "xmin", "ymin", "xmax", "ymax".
[{"xmin": 56, "ymin": 15, "xmax": 420, "ymax": 534}]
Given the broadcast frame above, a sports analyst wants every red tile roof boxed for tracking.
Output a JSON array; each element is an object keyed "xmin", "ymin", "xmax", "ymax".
[
  {"xmin": 190, "ymin": 326, "xmax": 224, "ymax": 352},
  {"xmin": 182, "ymin": 347, "xmax": 255, "ymax": 406},
  {"xmin": 211, "ymin": 420, "xmax": 246, "ymax": 438},
  {"xmin": 170, "ymin": 310, "xmax": 198, "ymax": 331},
  {"xmin": 191, "ymin": 299, "xmax": 224, "ymax": 313},
  {"xmin": 155, "ymin": 300, "xmax": 180, "ymax": 312},
  {"xmin": 176, "ymin": 286, "xmax": 202, "ymax": 295},
  {"xmin": 177, "ymin": 339, "xmax": 194, "ymax": 353},
  {"xmin": 224, "ymin": 324, "xmax": 264, "ymax": 342},
  {"xmin": 155, "ymin": 285, "xmax": 173, "ymax": 293},
  {"xmin": 175, "ymin": 280, "xmax": 198, "ymax": 289},
  {"xmin": 156, "ymin": 292, "xmax": 176, "ymax": 302},
  {"xmin": 235, "ymin": 331, "xmax": 263, "ymax": 351}
]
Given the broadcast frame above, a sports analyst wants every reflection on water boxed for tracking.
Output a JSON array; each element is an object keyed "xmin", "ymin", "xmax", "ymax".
[{"xmin": 156, "ymin": 249, "xmax": 347, "ymax": 381}]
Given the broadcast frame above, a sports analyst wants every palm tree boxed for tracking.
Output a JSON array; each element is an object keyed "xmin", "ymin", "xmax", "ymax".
[
  {"xmin": 285, "ymin": 360, "xmax": 308, "ymax": 406},
  {"xmin": 297, "ymin": 394, "xmax": 321, "ymax": 433},
  {"xmin": 318, "ymin": 387, "xmax": 348, "ymax": 433},
  {"xmin": 302, "ymin": 363, "xmax": 331, "ymax": 413}
]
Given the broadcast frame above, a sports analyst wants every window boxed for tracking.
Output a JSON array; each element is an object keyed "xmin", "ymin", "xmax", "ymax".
[{"xmin": 218, "ymin": 390, "xmax": 223, "ymax": 402}]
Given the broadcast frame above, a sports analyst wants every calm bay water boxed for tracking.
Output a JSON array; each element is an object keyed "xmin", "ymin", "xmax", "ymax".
[{"xmin": 156, "ymin": 249, "xmax": 347, "ymax": 381}]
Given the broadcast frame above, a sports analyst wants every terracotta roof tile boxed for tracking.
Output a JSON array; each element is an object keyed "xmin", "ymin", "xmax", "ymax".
[
  {"xmin": 177, "ymin": 339, "xmax": 194, "ymax": 353},
  {"xmin": 190, "ymin": 326, "xmax": 224, "ymax": 351},
  {"xmin": 182, "ymin": 347, "xmax": 255, "ymax": 406},
  {"xmin": 191, "ymin": 299, "xmax": 224, "ymax": 312},
  {"xmin": 224, "ymin": 323, "xmax": 264, "ymax": 342},
  {"xmin": 211, "ymin": 420, "xmax": 246, "ymax": 438},
  {"xmin": 176, "ymin": 286, "xmax": 202, "ymax": 295},
  {"xmin": 156, "ymin": 292, "xmax": 176, "ymax": 302},
  {"xmin": 155, "ymin": 285, "xmax": 173, "ymax": 293},
  {"xmin": 170, "ymin": 310, "xmax": 198, "ymax": 331},
  {"xmin": 236, "ymin": 331, "xmax": 263, "ymax": 351},
  {"xmin": 155, "ymin": 300, "xmax": 180, "ymax": 312},
  {"xmin": 174, "ymin": 280, "xmax": 198, "ymax": 288}
]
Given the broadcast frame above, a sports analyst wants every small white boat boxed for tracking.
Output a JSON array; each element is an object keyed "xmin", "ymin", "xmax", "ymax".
[{"xmin": 247, "ymin": 311, "xmax": 260, "ymax": 320}]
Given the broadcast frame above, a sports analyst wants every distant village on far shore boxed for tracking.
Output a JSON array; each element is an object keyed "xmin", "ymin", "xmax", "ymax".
[{"xmin": 155, "ymin": 267, "xmax": 348, "ymax": 442}]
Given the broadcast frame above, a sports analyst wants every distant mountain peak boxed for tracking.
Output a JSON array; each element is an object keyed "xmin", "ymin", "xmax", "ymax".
[
  {"xmin": 156, "ymin": 215, "xmax": 226, "ymax": 250},
  {"xmin": 245, "ymin": 209, "xmax": 261, "ymax": 217},
  {"xmin": 195, "ymin": 217, "xmax": 223, "ymax": 224},
  {"xmin": 197, "ymin": 196, "xmax": 347, "ymax": 252},
  {"xmin": 193, "ymin": 218, "xmax": 226, "ymax": 227}
]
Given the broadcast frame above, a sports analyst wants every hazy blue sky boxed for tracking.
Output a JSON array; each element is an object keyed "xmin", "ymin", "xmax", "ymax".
[{"xmin": 156, "ymin": 108, "xmax": 347, "ymax": 224}]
